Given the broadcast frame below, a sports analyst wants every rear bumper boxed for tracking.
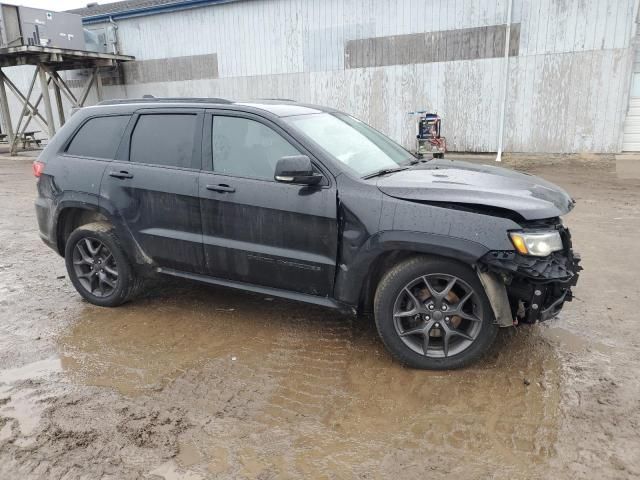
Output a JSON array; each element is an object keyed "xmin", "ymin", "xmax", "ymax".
[
  {"xmin": 38, "ymin": 229, "xmax": 58, "ymax": 253},
  {"xmin": 35, "ymin": 183, "xmax": 60, "ymax": 255}
]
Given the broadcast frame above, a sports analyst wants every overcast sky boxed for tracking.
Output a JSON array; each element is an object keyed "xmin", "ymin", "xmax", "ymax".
[{"xmin": 15, "ymin": 1, "xmax": 119, "ymax": 11}]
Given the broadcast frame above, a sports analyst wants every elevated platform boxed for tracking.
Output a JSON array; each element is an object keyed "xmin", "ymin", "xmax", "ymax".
[
  {"xmin": 0, "ymin": 46, "xmax": 134, "ymax": 155},
  {"xmin": 0, "ymin": 45, "xmax": 134, "ymax": 69}
]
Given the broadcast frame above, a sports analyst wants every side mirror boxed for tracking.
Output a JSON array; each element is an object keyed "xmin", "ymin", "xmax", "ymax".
[{"xmin": 274, "ymin": 155, "xmax": 323, "ymax": 185}]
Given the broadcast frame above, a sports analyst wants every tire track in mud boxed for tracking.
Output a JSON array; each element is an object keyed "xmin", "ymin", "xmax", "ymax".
[
  {"xmin": 186, "ymin": 312, "xmax": 362, "ymax": 478},
  {"xmin": 179, "ymin": 310, "xmax": 565, "ymax": 479},
  {"xmin": 259, "ymin": 323, "xmax": 353, "ymax": 424},
  {"xmin": 252, "ymin": 316, "xmax": 357, "ymax": 476}
]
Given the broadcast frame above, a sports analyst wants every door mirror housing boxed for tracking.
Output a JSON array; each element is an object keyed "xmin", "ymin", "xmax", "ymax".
[{"xmin": 274, "ymin": 155, "xmax": 323, "ymax": 185}]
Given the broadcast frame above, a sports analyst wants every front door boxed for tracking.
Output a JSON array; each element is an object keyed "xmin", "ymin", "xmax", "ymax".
[
  {"xmin": 100, "ymin": 108, "xmax": 205, "ymax": 273},
  {"xmin": 198, "ymin": 112, "xmax": 338, "ymax": 296}
]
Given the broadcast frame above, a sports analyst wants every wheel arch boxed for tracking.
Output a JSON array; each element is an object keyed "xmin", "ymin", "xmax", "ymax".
[
  {"xmin": 56, "ymin": 203, "xmax": 111, "ymax": 257},
  {"xmin": 56, "ymin": 202, "xmax": 154, "ymax": 271},
  {"xmin": 334, "ymin": 231, "xmax": 492, "ymax": 314}
]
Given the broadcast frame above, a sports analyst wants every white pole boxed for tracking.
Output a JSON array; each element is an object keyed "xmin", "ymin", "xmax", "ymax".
[{"xmin": 496, "ymin": 0, "xmax": 514, "ymax": 162}]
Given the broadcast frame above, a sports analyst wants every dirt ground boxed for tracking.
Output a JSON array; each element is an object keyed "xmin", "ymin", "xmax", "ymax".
[{"xmin": 0, "ymin": 152, "xmax": 639, "ymax": 480}]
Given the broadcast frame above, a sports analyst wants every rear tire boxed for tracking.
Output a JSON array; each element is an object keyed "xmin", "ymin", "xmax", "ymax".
[
  {"xmin": 64, "ymin": 222, "xmax": 143, "ymax": 307},
  {"xmin": 374, "ymin": 256, "xmax": 498, "ymax": 370}
]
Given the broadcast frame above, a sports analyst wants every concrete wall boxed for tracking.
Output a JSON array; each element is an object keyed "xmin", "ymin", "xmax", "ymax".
[{"xmin": 3, "ymin": 0, "xmax": 639, "ymax": 153}]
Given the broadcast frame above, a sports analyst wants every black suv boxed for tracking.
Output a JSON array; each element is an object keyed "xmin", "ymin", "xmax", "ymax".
[{"xmin": 34, "ymin": 98, "xmax": 581, "ymax": 369}]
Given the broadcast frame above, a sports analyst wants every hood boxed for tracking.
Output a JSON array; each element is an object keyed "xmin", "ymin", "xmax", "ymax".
[{"xmin": 376, "ymin": 159, "xmax": 575, "ymax": 220}]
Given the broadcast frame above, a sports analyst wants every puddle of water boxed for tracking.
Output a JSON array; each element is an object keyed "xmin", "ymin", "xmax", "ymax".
[
  {"xmin": 149, "ymin": 460, "xmax": 204, "ymax": 480},
  {"xmin": 262, "ymin": 325, "xmax": 560, "ymax": 476},
  {"xmin": 0, "ymin": 358, "xmax": 61, "ymax": 384},
  {"xmin": 0, "ymin": 387, "xmax": 53, "ymax": 440},
  {"xmin": 204, "ymin": 446, "xmax": 230, "ymax": 475},
  {"xmin": 0, "ymin": 358, "xmax": 63, "ymax": 442},
  {"xmin": 58, "ymin": 285, "xmax": 563, "ymax": 477},
  {"xmin": 177, "ymin": 441, "xmax": 203, "ymax": 467},
  {"xmin": 58, "ymin": 287, "xmax": 285, "ymax": 396},
  {"xmin": 541, "ymin": 326, "xmax": 612, "ymax": 355}
]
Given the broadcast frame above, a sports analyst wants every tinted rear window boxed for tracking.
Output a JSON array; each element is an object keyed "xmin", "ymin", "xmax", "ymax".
[
  {"xmin": 129, "ymin": 114, "xmax": 197, "ymax": 168},
  {"xmin": 66, "ymin": 115, "xmax": 130, "ymax": 159}
]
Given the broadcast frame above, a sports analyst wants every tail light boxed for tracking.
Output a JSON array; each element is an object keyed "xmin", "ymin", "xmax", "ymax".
[{"xmin": 32, "ymin": 161, "xmax": 45, "ymax": 177}]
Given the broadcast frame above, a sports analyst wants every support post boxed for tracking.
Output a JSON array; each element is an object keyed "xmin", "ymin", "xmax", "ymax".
[
  {"xmin": 95, "ymin": 67, "xmax": 103, "ymax": 102},
  {"xmin": 53, "ymin": 82, "xmax": 65, "ymax": 127},
  {"xmin": 18, "ymin": 77, "xmax": 53, "ymax": 138},
  {"xmin": 495, "ymin": 0, "xmax": 514, "ymax": 163},
  {"xmin": 48, "ymin": 69, "xmax": 78, "ymax": 106},
  {"xmin": 10, "ymin": 69, "xmax": 39, "ymax": 156},
  {"xmin": 0, "ymin": 71, "xmax": 15, "ymax": 150},
  {"xmin": 3, "ymin": 72, "xmax": 49, "ymax": 128},
  {"xmin": 37, "ymin": 65, "xmax": 55, "ymax": 139},
  {"xmin": 78, "ymin": 68, "xmax": 97, "ymax": 106}
]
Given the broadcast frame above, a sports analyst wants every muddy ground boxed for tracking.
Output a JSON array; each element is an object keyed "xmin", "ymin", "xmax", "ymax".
[{"xmin": 0, "ymin": 152, "xmax": 639, "ymax": 479}]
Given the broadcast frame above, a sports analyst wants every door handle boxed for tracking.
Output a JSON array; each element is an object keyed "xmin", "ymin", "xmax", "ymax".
[
  {"xmin": 206, "ymin": 184, "xmax": 235, "ymax": 193},
  {"xmin": 109, "ymin": 170, "xmax": 134, "ymax": 179}
]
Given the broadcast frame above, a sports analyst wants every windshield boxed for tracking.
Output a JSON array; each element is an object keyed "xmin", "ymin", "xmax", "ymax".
[{"xmin": 284, "ymin": 113, "xmax": 414, "ymax": 177}]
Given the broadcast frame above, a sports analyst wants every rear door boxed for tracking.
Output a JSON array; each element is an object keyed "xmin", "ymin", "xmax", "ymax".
[
  {"xmin": 198, "ymin": 111, "xmax": 338, "ymax": 296},
  {"xmin": 54, "ymin": 113, "xmax": 131, "ymax": 208},
  {"xmin": 100, "ymin": 108, "xmax": 205, "ymax": 273}
]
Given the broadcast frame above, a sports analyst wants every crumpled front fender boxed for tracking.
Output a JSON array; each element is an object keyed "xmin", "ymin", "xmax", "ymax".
[{"xmin": 477, "ymin": 270, "xmax": 513, "ymax": 327}]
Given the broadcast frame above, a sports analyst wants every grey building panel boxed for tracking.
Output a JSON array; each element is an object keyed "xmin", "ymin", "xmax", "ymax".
[
  {"xmin": 345, "ymin": 24, "xmax": 521, "ymax": 69},
  {"xmin": 122, "ymin": 53, "xmax": 218, "ymax": 84}
]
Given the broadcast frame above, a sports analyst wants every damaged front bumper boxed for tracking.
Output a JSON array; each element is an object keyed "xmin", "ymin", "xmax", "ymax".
[{"xmin": 480, "ymin": 228, "xmax": 582, "ymax": 324}]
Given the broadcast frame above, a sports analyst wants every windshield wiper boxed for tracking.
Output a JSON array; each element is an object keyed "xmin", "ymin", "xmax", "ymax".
[{"xmin": 362, "ymin": 166, "xmax": 410, "ymax": 179}]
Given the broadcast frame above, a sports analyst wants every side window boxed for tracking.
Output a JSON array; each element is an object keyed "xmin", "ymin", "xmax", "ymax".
[
  {"xmin": 212, "ymin": 116, "xmax": 300, "ymax": 180},
  {"xmin": 66, "ymin": 115, "xmax": 130, "ymax": 159},
  {"xmin": 130, "ymin": 114, "xmax": 197, "ymax": 168}
]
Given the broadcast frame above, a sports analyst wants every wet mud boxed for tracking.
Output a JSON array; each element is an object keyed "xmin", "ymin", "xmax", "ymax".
[{"xmin": 1, "ymin": 154, "xmax": 639, "ymax": 479}]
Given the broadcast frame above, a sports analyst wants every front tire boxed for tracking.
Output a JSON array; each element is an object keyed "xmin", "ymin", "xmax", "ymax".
[
  {"xmin": 374, "ymin": 256, "xmax": 498, "ymax": 369},
  {"xmin": 64, "ymin": 222, "xmax": 142, "ymax": 307}
]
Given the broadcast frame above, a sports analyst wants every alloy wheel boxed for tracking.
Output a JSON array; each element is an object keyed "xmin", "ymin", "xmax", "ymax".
[
  {"xmin": 72, "ymin": 237, "xmax": 119, "ymax": 298},
  {"xmin": 392, "ymin": 274, "xmax": 483, "ymax": 358}
]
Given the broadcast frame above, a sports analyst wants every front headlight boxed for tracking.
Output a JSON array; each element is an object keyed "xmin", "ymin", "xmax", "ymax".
[{"xmin": 509, "ymin": 231, "xmax": 563, "ymax": 256}]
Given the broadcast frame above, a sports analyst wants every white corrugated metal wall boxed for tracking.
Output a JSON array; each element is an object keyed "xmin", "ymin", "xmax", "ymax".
[
  {"xmin": 4, "ymin": 0, "xmax": 640, "ymax": 153},
  {"xmin": 623, "ymin": 75, "xmax": 640, "ymax": 151},
  {"xmin": 623, "ymin": 26, "xmax": 640, "ymax": 150}
]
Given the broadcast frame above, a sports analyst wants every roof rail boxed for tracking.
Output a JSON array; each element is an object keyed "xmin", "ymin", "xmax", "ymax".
[
  {"xmin": 259, "ymin": 98, "xmax": 297, "ymax": 102},
  {"xmin": 97, "ymin": 97, "xmax": 233, "ymax": 106}
]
